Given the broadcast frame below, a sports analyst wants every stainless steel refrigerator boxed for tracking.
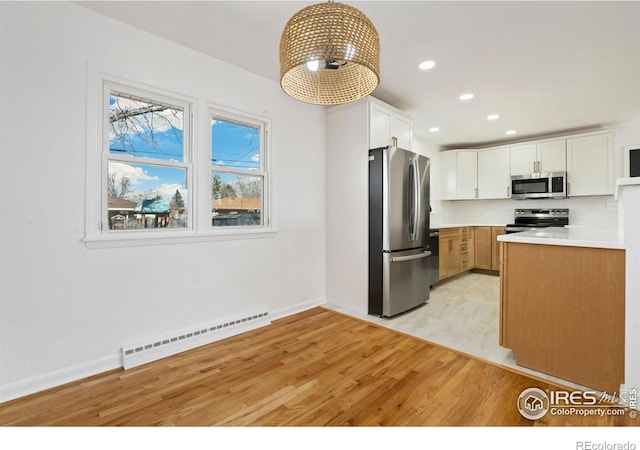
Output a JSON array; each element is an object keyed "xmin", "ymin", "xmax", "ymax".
[{"xmin": 369, "ymin": 146, "xmax": 431, "ymax": 317}]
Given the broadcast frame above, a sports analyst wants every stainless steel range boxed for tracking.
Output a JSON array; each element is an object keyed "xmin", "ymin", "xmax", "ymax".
[{"xmin": 505, "ymin": 208, "xmax": 569, "ymax": 234}]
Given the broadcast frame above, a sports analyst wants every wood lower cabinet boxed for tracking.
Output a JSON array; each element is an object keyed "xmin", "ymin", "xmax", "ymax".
[
  {"xmin": 439, "ymin": 228, "xmax": 461, "ymax": 280},
  {"xmin": 460, "ymin": 227, "xmax": 473, "ymax": 271},
  {"xmin": 500, "ymin": 242, "xmax": 624, "ymax": 393},
  {"xmin": 439, "ymin": 225, "xmax": 505, "ymax": 281},
  {"xmin": 474, "ymin": 227, "xmax": 493, "ymax": 270},
  {"xmin": 474, "ymin": 226, "xmax": 505, "ymax": 271},
  {"xmin": 491, "ymin": 227, "xmax": 506, "ymax": 270}
]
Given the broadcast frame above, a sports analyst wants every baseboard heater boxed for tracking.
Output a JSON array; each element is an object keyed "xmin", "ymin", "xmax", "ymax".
[{"xmin": 121, "ymin": 311, "xmax": 270, "ymax": 369}]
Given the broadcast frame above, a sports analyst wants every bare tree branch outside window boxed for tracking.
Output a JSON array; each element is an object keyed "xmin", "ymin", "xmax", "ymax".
[{"xmin": 109, "ymin": 92, "xmax": 184, "ymax": 160}]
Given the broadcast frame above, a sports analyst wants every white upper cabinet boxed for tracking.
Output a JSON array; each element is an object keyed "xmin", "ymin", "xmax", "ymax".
[
  {"xmin": 369, "ymin": 100, "xmax": 413, "ymax": 150},
  {"xmin": 439, "ymin": 150, "xmax": 458, "ymax": 200},
  {"xmin": 510, "ymin": 140, "xmax": 566, "ymax": 175},
  {"xmin": 440, "ymin": 147, "xmax": 510, "ymax": 200},
  {"xmin": 441, "ymin": 131, "xmax": 614, "ymax": 201},
  {"xmin": 510, "ymin": 144, "xmax": 537, "ymax": 175},
  {"xmin": 537, "ymin": 140, "xmax": 567, "ymax": 173},
  {"xmin": 566, "ymin": 133, "xmax": 614, "ymax": 196},
  {"xmin": 478, "ymin": 146, "xmax": 511, "ymax": 199},
  {"xmin": 392, "ymin": 114, "xmax": 413, "ymax": 150},
  {"xmin": 457, "ymin": 151, "xmax": 478, "ymax": 199},
  {"xmin": 369, "ymin": 102, "xmax": 392, "ymax": 149},
  {"xmin": 439, "ymin": 150, "xmax": 478, "ymax": 200}
]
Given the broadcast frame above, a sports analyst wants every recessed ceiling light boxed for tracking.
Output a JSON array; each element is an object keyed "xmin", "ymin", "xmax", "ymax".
[
  {"xmin": 487, "ymin": 114, "xmax": 500, "ymax": 121},
  {"xmin": 459, "ymin": 93, "xmax": 474, "ymax": 101},
  {"xmin": 506, "ymin": 130, "xmax": 517, "ymax": 135},
  {"xmin": 418, "ymin": 60, "xmax": 436, "ymax": 70},
  {"xmin": 429, "ymin": 127, "xmax": 440, "ymax": 132}
]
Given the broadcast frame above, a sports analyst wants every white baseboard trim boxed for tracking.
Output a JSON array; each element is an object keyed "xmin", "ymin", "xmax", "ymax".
[
  {"xmin": 0, "ymin": 297, "xmax": 328, "ymax": 405},
  {"xmin": 0, "ymin": 354, "xmax": 121, "ymax": 404},
  {"xmin": 270, "ymin": 296, "xmax": 327, "ymax": 321}
]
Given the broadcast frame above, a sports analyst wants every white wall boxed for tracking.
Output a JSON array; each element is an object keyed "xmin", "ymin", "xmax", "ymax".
[
  {"xmin": 0, "ymin": 3, "xmax": 326, "ymax": 401},
  {"xmin": 325, "ymin": 101, "xmax": 369, "ymax": 316}
]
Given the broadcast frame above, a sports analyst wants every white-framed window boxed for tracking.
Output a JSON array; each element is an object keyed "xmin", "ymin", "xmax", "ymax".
[
  {"xmin": 83, "ymin": 71, "xmax": 275, "ymax": 248},
  {"xmin": 103, "ymin": 82, "xmax": 192, "ymax": 232},
  {"xmin": 210, "ymin": 108, "xmax": 270, "ymax": 229}
]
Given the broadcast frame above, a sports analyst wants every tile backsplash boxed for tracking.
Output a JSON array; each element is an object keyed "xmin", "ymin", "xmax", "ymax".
[{"xmin": 434, "ymin": 195, "xmax": 618, "ymax": 228}]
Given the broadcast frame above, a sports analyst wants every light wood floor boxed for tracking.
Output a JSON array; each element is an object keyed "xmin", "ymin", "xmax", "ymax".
[{"xmin": 0, "ymin": 307, "xmax": 635, "ymax": 426}]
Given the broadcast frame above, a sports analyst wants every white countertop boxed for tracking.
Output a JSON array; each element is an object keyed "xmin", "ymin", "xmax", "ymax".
[{"xmin": 497, "ymin": 226, "xmax": 625, "ymax": 250}]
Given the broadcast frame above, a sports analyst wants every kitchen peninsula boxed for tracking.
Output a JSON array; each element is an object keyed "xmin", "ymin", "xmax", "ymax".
[{"xmin": 497, "ymin": 228, "xmax": 625, "ymax": 393}]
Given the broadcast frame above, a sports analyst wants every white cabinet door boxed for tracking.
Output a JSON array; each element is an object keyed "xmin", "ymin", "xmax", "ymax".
[
  {"xmin": 478, "ymin": 147, "xmax": 510, "ymax": 199},
  {"xmin": 510, "ymin": 144, "xmax": 537, "ymax": 175},
  {"xmin": 439, "ymin": 151, "xmax": 458, "ymax": 200},
  {"xmin": 393, "ymin": 114, "xmax": 413, "ymax": 150},
  {"xmin": 457, "ymin": 151, "xmax": 478, "ymax": 200},
  {"xmin": 368, "ymin": 101, "xmax": 413, "ymax": 150},
  {"xmin": 538, "ymin": 140, "xmax": 566, "ymax": 173},
  {"xmin": 566, "ymin": 133, "xmax": 614, "ymax": 196},
  {"xmin": 510, "ymin": 140, "xmax": 566, "ymax": 175},
  {"xmin": 369, "ymin": 102, "xmax": 393, "ymax": 149}
]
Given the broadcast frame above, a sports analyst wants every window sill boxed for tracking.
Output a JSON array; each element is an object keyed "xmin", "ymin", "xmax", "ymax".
[{"xmin": 83, "ymin": 228, "xmax": 278, "ymax": 249}]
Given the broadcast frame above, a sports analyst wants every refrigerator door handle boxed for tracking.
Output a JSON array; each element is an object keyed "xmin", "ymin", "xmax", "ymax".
[
  {"xmin": 391, "ymin": 251, "xmax": 432, "ymax": 262},
  {"xmin": 408, "ymin": 159, "xmax": 415, "ymax": 239},
  {"xmin": 409, "ymin": 158, "xmax": 420, "ymax": 241}
]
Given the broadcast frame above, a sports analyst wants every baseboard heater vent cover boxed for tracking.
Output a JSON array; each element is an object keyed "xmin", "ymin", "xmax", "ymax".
[{"xmin": 122, "ymin": 311, "xmax": 270, "ymax": 369}]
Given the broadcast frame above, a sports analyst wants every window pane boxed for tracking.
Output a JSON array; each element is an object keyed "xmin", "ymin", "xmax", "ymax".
[
  {"xmin": 107, "ymin": 161, "xmax": 188, "ymax": 230},
  {"xmin": 109, "ymin": 92, "xmax": 184, "ymax": 162},
  {"xmin": 211, "ymin": 118, "xmax": 260, "ymax": 170},
  {"xmin": 211, "ymin": 172, "xmax": 262, "ymax": 227}
]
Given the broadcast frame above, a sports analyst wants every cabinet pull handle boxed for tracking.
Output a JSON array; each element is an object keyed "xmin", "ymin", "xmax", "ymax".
[
  {"xmin": 475, "ymin": 187, "xmax": 478, "ymax": 198},
  {"xmin": 391, "ymin": 136, "xmax": 398, "ymax": 147},
  {"xmin": 533, "ymin": 161, "xmax": 536, "ymax": 173},
  {"xmin": 507, "ymin": 186, "xmax": 510, "ymax": 197}
]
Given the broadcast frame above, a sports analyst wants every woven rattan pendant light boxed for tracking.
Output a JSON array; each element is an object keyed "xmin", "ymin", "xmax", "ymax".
[{"xmin": 279, "ymin": 0, "xmax": 380, "ymax": 105}]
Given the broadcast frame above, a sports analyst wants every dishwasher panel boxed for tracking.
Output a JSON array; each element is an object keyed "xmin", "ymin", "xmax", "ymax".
[{"xmin": 428, "ymin": 229, "xmax": 439, "ymax": 287}]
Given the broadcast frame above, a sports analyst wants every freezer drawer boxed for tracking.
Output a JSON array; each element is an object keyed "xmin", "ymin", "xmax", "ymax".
[{"xmin": 382, "ymin": 249, "xmax": 431, "ymax": 317}]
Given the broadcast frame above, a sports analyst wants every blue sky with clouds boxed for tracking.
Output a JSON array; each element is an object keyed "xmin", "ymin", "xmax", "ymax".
[{"xmin": 108, "ymin": 97, "xmax": 260, "ymax": 204}]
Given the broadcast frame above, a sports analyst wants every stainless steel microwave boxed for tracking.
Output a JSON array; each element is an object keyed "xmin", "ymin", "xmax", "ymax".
[{"xmin": 511, "ymin": 172, "xmax": 567, "ymax": 199}]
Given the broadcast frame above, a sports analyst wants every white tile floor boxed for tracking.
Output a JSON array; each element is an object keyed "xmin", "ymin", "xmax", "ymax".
[{"xmin": 327, "ymin": 272, "xmax": 588, "ymax": 391}]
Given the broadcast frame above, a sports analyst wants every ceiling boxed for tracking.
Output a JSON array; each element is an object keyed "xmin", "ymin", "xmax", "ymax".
[{"xmin": 79, "ymin": 1, "xmax": 640, "ymax": 148}]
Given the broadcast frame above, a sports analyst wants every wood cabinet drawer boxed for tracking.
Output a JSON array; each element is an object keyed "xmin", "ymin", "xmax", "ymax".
[{"xmin": 461, "ymin": 254, "xmax": 471, "ymax": 271}]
